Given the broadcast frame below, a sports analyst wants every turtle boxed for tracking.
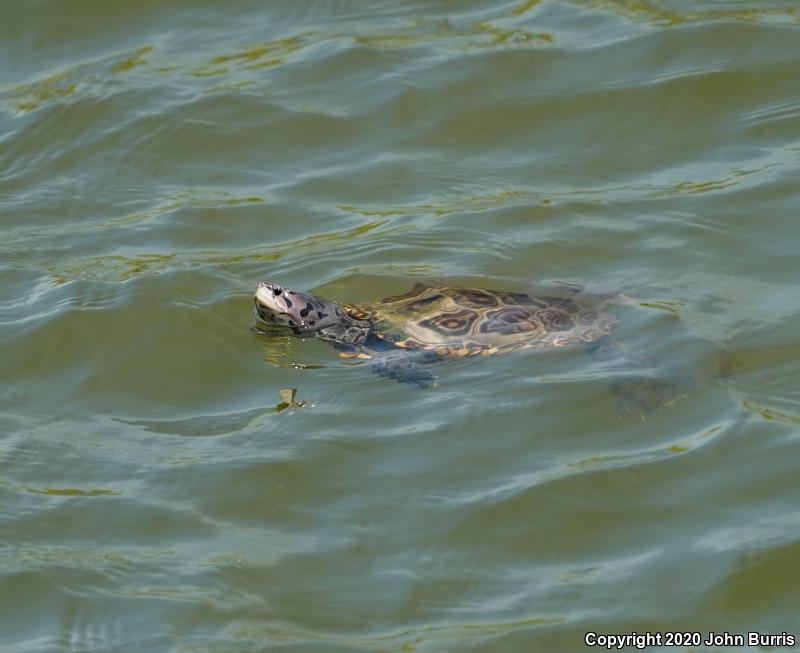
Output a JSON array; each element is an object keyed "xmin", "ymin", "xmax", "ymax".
[{"xmin": 252, "ymin": 281, "xmax": 631, "ymax": 389}]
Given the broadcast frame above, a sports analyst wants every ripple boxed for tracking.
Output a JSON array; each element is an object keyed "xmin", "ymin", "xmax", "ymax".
[
  {"xmin": 1, "ymin": 1, "xmax": 799, "ymax": 650},
  {"xmin": 114, "ymin": 404, "xmax": 279, "ymax": 437},
  {"xmin": 48, "ymin": 219, "xmax": 391, "ymax": 281},
  {"xmin": 577, "ymin": 0, "xmax": 800, "ymax": 27},
  {"xmin": 24, "ymin": 487, "xmax": 120, "ymax": 497},
  {"xmin": 698, "ymin": 510, "xmax": 800, "ymax": 553}
]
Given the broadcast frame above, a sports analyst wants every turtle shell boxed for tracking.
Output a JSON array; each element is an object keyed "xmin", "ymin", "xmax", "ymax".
[{"xmin": 345, "ymin": 285, "xmax": 617, "ymax": 358}]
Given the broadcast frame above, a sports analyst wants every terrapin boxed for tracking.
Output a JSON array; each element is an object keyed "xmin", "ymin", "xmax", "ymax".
[{"xmin": 253, "ymin": 281, "xmax": 630, "ymax": 389}]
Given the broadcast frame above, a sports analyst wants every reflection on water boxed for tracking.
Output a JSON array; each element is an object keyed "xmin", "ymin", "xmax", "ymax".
[{"xmin": 1, "ymin": 0, "xmax": 799, "ymax": 650}]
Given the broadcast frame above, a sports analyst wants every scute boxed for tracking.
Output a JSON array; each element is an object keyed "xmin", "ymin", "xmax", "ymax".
[
  {"xmin": 479, "ymin": 307, "xmax": 545, "ymax": 336},
  {"xmin": 358, "ymin": 285, "xmax": 617, "ymax": 356},
  {"xmin": 418, "ymin": 308, "xmax": 479, "ymax": 337}
]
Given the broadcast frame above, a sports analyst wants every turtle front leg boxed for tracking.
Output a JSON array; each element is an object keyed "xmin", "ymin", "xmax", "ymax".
[{"xmin": 371, "ymin": 350, "xmax": 439, "ymax": 389}]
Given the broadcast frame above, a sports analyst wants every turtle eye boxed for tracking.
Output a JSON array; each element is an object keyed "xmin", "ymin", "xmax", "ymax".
[{"xmin": 272, "ymin": 287, "xmax": 282, "ymax": 296}]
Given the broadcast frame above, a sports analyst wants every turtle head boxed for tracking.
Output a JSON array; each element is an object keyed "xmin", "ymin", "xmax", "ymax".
[{"xmin": 254, "ymin": 282, "xmax": 343, "ymax": 334}]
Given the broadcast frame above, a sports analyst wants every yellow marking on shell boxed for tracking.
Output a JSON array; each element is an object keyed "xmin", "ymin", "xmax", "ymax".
[
  {"xmin": 344, "ymin": 304, "xmax": 377, "ymax": 321},
  {"xmin": 338, "ymin": 351, "xmax": 372, "ymax": 359}
]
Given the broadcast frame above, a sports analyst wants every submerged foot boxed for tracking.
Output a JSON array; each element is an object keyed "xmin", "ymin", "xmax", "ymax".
[
  {"xmin": 371, "ymin": 350, "xmax": 438, "ymax": 389},
  {"xmin": 588, "ymin": 339, "xmax": 699, "ymax": 418},
  {"xmin": 611, "ymin": 372, "xmax": 693, "ymax": 418}
]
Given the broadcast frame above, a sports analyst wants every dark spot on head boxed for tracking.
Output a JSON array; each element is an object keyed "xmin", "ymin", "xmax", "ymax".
[
  {"xmin": 283, "ymin": 297, "xmax": 292, "ymax": 308},
  {"xmin": 318, "ymin": 311, "xmax": 328, "ymax": 319},
  {"xmin": 308, "ymin": 320, "xmax": 315, "ymax": 326},
  {"xmin": 288, "ymin": 319, "xmax": 295, "ymax": 326},
  {"xmin": 300, "ymin": 302, "xmax": 314, "ymax": 318},
  {"xmin": 288, "ymin": 291, "xmax": 295, "ymax": 295}
]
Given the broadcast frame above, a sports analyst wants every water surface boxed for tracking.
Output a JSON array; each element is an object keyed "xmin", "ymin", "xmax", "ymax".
[{"xmin": 1, "ymin": 1, "xmax": 799, "ymax": 651}]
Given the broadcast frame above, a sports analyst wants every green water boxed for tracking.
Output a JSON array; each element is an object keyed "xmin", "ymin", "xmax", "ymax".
[{"xmin": 2, "ymin": 2, "xmax": 799, "ymax": 651}]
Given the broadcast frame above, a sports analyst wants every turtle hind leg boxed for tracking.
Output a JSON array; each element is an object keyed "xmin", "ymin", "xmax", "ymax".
[
  {"xmin": 611, "ymin": 373, "xmax": 695, "ymax": 419},
  {"xmin": 587, "ymin": 339, "xmax": 697, "ymax": 418},
  {"xmin": 371, "ymin": 349, "xmax": 439, "ymax": 389}
]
